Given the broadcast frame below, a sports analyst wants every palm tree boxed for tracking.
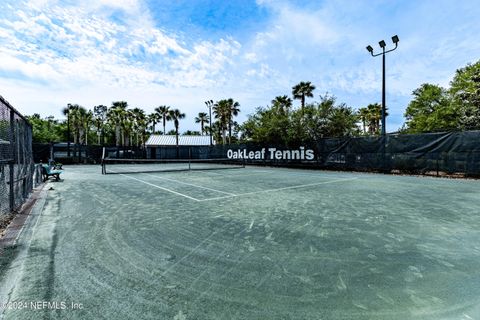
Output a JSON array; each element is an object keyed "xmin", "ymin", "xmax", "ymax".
[
  {"xmin": 183, "ymin": 130, "xmax": 201, "ymax": 136},
  {"xmin": 93, "ymin": 105, "xmax": 108, "ymax": 145},
  {"xmin": 195, "ymin": 112, "xmax": 209, "ymax": 135},
  {"xmin": 213, "ymin": 100, "xmax": 230, "ymax": 144},
  {"xmin": 208, "ymin": 121, "xmax": 223, "ymax": 145},
  {"xmin": 292, "ymin": 81, "xmax": 316, "ymax": 111},
  {"xmin": 365, "ymin": 103, "xmax": 387, "ymax": 135},
  {"xmin": 271, "ymin": 95, "xmax": 292, "ymax": 113},
  {"xmin": 68, "ymin": 104, "xmax": 82, "ymax": 145},
  {"xmin": 148, "ymin": 112, "xmax": 161, "ymax": 134},
  {"xmin": 107, "ymin": 101, "xmax": 128, "ymax": 146},
  {"xmin": 168, "ymin": 109, "xmax": 186, "ymax": 147},
  {"xmin": 132, "ymin": 108, "xmax": 146, "ymax": 147},
  {"xmin": 226, "ymin": 98, "xmax": 240, "ymax": 143},
  {"xmin": 122, "ymin": 110, "xmax": 134, "ymax": 147},
  {"xmin": 83, "ymin": 110, "xmax": 93, "ymax": 145},
  {"xmin": 358, "ymin": 107, "xmax": 370, "ymax": 134},
  {"xmin": 62, "ymin": 104, "xmax": 73, "ymax": 155},
  {"xmin": 156, "ymin": 105, "xmax": 170, "ymax": 134}
]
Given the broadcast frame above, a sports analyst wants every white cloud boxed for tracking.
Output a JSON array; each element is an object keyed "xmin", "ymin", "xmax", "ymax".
[
  {"xmin": 249, "ymin": 4, "xmax": 338, "ymax": 64},
  {"xmin": 98, "ymin": 0, "xmax": 140, "ymax": 11},
  {"xmin": 1, "ymin": 0, "xmax": 480, "ymax": 133},
  {"xmin": 0, "ymin": 0, "xmax": 242, "ymax": 91}
]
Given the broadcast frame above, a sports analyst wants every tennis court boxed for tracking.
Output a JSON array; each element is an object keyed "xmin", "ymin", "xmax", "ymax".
[{"xmin": 1, "ymin": 165, "xmax": 480, "ymax": 319}]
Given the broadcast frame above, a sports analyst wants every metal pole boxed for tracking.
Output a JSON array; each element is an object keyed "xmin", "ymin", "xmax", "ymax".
[
  {"xmin": 209, "ymin": 104, "xmax": 212, "ymax": 146},
  {"xmin": 366, "ymin": 36, "xmax": 398, "ymax": 137},
  {"xmin": 67, "ymin": 110, "xmax": 71, "ymax": 157},
  {"xmin": 9, "ymin": 109, "xmax": 15, "ymax": 211},
  {"xmin": 381, "ymin": 47, "xmax": 386, "ymax": 136},
  {"xmin": 205, "ymin": 100, "xmax": 213, "ymax": 146}
]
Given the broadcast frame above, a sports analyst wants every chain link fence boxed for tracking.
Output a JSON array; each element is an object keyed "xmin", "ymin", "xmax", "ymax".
[{"xmin": 0, "ymin": 95, "xmax": 41, "ymax": 217}]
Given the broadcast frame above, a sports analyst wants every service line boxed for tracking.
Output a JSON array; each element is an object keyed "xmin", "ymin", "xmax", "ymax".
[
  {"xmin": 119, "ymin": 174, "xmax": 202, "ymax": 201},
  {"xmin": 144, "ymin": 173, "xmax": 236, "ymax": 196},
  {"xmin": 198, "ymin": 177, "xmax": 359, "ymax": 202}
]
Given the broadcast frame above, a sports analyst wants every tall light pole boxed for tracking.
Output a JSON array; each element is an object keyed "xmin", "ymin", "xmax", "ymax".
[
  {"xmin": 366, "ymin": 35, "xmax": 399, "ymax": 136},
  {"xmin": 66, "ymin": 105, "xmax": 71, "ymax": 157},
  {"xmin": 204, "ymin": 100, "xmax": 214, "ymax": 145}
]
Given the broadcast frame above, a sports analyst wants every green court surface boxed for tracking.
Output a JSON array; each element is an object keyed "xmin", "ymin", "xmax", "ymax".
[{"xmin": 1, "ymin": 165, "xmax": 480, "ymax": 319}]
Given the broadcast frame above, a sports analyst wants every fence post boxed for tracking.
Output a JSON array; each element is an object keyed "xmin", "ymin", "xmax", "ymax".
[
  {"xmin": 9, "ymin": 109, "xmax": 15, "ymax": 211},
  {"xmin": 50, "ymin": 142, "xmax": 54, "ymax": 162}
]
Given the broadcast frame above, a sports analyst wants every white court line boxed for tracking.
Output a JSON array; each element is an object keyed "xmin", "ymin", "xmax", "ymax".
[
  {"xmin": 119, "ymin": 174, "xmax": 201, "ymax": 201},
  {"xmin": 144, "ymin": 173, "xmax": 236, "ymax": 196},
  {"xmin": 194, "ymin": 169, "xmax": 274, "ymax": 178},
  {"xmin": 198, "ymin": 177, "xmax": 359, "ymax": 202}
]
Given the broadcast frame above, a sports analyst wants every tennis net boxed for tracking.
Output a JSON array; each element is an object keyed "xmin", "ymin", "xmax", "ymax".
[{"xmin": 101, "ymin": 158, "xmax": 245, "ymax": 174}]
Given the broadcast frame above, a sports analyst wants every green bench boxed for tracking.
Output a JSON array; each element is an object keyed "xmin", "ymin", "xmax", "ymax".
[{"xmin": 41, "ymin": 164, "xmax": 63, "ymax": 182}]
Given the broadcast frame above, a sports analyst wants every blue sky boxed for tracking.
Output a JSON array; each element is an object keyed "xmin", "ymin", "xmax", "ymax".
[{"xmin": 0, "ymin": 0, "xmax": 479, "ymax": 133}]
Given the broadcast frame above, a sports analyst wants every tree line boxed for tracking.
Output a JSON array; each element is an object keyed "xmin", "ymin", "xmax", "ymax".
[
  {"xmin": 28, "ymin": 60, "xmax": 480, "ymax": 145},
  {"xmin": 27, "ymin": 99, "xmax": 241, "ymax": 146},
  {"xmin": 402, "ymin": 60, "xmax": 480, "ymax": 133},
  {"xmin": 239, "ymin": 81, "xmax": 386, "ymax": 145}
]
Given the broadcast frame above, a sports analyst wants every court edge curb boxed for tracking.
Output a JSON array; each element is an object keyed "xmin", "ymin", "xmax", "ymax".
[{"xmin": 0, "ymin": 183, "xmax": 48, "ymax": 251}]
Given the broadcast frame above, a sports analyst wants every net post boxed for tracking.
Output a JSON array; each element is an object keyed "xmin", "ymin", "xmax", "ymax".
[
  {"xmin": 101, "ymin": 147, "xmax": 106, "ymax": 174},
  {"xmin": 188, "ymin": 147, "xmax": 191, "ymax": 170}
]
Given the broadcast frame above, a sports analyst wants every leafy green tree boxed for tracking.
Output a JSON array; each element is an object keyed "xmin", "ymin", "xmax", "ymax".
[
  {"xmin": 27, "ymin": 114, "xmax": 63, "ymax": 143},
  {"xmin": 241, "ymin": 93, "xmax": 358, "ymax": 145},
  {"xmin": 328, "ymin": 105, "xmax": 359, "ymax": 137},
  {"xmin": 450, "ymin": 60, "xmax": 480, "ymax": 129},
  {"xmin": 300, "ymin": 94, "xmax": 359, "ymax": 139},
  {"xmin": 404, "ymin": 83, "xmax": 456, "ymax": 133},
  {"xmin": 242, "ymin": 105, "xmax": 292, "ymax": 145}
]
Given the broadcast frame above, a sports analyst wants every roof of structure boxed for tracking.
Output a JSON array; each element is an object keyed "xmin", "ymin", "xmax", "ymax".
[{"xmin": 145, "ymin": 135, "xmax": 213, "ymax": 146}]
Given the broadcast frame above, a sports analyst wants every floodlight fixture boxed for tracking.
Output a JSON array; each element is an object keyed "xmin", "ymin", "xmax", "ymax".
[
  {"xmin": 366, "ymin": 45, "xmax": 373, "ymax": 53},
  {"xmin": 392, "ymin": 35, "xmax": 399, "ymax": 44},
  {"xmin": 379, "ymin": 40, "xmax": 386, "ymax": 48}
]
